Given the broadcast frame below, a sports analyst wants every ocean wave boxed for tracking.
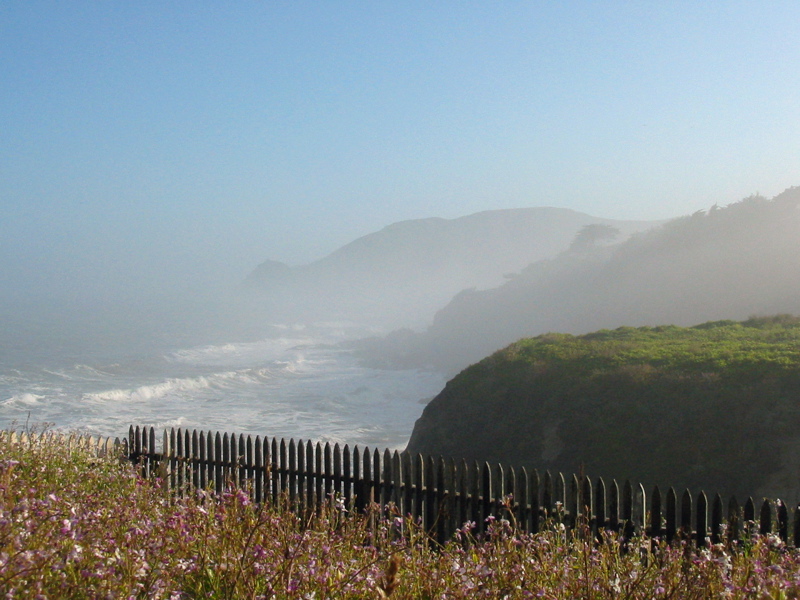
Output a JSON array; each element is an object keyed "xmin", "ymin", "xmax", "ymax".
[
  {"xmin": 168, "ymin": 337, "xmax": 314, "ymax": 367},
  {"xmin": 82, "ymin": 367, "xmax": 277, "ymax": 403},
  {"xmin": 2, "ymin": 392, "xmax": 44, "ymax": 406}
]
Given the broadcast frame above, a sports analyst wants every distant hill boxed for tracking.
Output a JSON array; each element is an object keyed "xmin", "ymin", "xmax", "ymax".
[
  {"xmin": 359, "ymin": 187, "xmax": 800, "ymax": 373},
  {"xmin": 406, "ymin": 317, "xmax": 800, "ymax": 502},
  {"xmin": 243, "ymin": 208, "xmax": 659, "ymax": 329}
]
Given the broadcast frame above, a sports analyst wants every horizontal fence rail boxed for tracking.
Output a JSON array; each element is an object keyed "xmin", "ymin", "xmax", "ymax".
[{"xmin": 127, "ymin": 425, "xmax": 800, "ymax": 548}]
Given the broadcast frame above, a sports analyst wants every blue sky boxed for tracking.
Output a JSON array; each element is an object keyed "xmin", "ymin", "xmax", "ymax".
[{"xmin": 2, "ymin": 2, "xmax": 799, "ymax": 304}]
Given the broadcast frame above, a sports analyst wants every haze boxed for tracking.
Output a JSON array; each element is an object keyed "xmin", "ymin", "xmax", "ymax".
[{"xmin": 2, "ymin": 3, "xmax": 799, "ymax": 324}]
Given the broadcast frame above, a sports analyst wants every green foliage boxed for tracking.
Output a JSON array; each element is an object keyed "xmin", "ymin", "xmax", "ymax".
[{"xmin": 411, "ymin": 317, "xmax": 800, "ymax": 499}]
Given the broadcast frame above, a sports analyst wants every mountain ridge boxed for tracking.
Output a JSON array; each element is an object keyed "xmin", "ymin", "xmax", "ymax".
[
  {"xmin": 244, "ymin": 207, "xmax": 660, "ymax": 330},
  {"xmin": 357, "ymin": 187, "xmax": 800, "ymax": 374}
]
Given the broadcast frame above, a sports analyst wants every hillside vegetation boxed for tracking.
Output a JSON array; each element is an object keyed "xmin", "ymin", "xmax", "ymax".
[{"xmin": 406, "ymin": 316, "xmax": 800, "ymax": 502}]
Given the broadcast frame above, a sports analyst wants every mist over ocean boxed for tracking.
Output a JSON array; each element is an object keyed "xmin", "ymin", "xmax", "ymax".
[{"xmin": 0, "ymin": 299, "xmax": 445, "ymax": 451}]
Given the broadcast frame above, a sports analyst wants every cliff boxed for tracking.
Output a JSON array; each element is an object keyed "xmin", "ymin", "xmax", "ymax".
[{"xmin": 406, "ymin": 317, "xmax": 800, "ymax": 502}]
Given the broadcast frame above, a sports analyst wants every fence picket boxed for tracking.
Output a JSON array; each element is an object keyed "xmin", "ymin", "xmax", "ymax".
[
  {"xmin": 711, "ymin": 493, "xmax": 723, "ymax": 545},
  {"xmin": 795, "ymin": 503, "xmax": 800, "ymax": 548},
  {"xmin": 254, "ymin": 436, "xmax": 263, "ymax": 504},
  {"xmin": 727, "ymin": 496, "xmax": 740, "ymax": 547},
  {"xmin": 108, "ymin": 425, "xmax": 800, "ymax": 548},
  {"xmin": 362, "ymin": 447, "xmax": 373, "ymax": 509},
  {"xmin": 343, "ymin": 445, "xmax": 352, "ymax": 509},
  {"xmin": 222, "ymin": 433, "xmax": 231, "ymax": 491},
  {"xmin": 696, "ymin": 491, "xmax": 708, "ymax": 547},
  {"xmin": 595, "ymin": 477, "xmax": 606, "ymax": 537},
  {"xmin": 760, "ymin": 500, "xmax": 772, "ymax": 536},
  {"xmin": 542, "ymin": 471, "xmax": 553, "ymax": 521},
  {"xmin": 649, "ymin": 486, "xmax": 662, "ymax": 539},
  {"xmin": 517, "ymin": 468, "xmax": 529, "ymax": 534},
  {"xmin": 778, "ymin": 500, "xmax": 788, "ymax": 542},
  {"xmin": 437, "ymin": 457, "xmax": 449, "ymax": 543},
  {"xmin": 335, "ymin": 444, "xmax": 344, "ymax": 499},
  {"xmin": 402, "ymin": 452, "xmax": 413, "ymax": 519},
  {"xmin": 214, "ymin": 432, "xmax": 223, "ymax": 494},
  {"xmin": 288, "ymin": 438, "xmax": 297, "ymax": 506}
]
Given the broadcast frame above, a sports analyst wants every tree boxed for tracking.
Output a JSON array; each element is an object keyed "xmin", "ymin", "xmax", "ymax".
[{"xmin": 569, "ymin": 224, "xmax": 620, "ymax": 252}]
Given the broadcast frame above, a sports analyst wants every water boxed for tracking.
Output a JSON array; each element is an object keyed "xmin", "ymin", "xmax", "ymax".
[{"xmin": 0, "ymin": 300, "xmax": 445, "ymax": 451}]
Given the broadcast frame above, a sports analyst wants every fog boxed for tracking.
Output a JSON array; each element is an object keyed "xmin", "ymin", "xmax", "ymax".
[{"xmin": 357, "ymin": 188, "xmax": 800, "ymax": 374}]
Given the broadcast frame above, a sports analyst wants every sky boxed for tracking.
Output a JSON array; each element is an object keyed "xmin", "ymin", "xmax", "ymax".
[{"xmin": 2, "ymin": 1, "xmax": 799, "ymax": 307}]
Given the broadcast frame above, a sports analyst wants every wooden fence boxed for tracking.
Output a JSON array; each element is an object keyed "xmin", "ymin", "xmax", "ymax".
[
  {"xmin": 0, "ymin": 430, "xmax": 126, "ymax": 458},
  {"xmin": 127, "ymin": 425, "xmax": 800, "ymax": 548}
]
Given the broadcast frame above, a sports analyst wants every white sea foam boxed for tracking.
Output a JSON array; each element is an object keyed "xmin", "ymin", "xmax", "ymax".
[
  {"xmin": 168, "ymin": 337, "xmax": 313, "ymax": 367},
  {"xmin": 2, "ymin": 392, "xmax": 44, "ymax": 406},
  {"xmin": 83, "ymin": 367, "xmax": 274, "ymax": 403},
  {"xmin": 0, "ymin": 324, "xmax": 447, "ymax": 449}
]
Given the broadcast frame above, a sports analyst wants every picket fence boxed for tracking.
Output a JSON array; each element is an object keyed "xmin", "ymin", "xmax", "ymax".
[
  {"xmin": 0, "ymin": 429, "xmax": 126, "ymax": 458},
  {"xmin": 126, "ymin": 425, "xmax": 800, "ymax": 548}
]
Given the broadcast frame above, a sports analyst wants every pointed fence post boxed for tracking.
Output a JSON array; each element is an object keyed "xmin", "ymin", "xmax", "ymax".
[
  {"xmin": 279, "ymin": 438, "xmax": 288, "ymax": 501},
  {"xmin": 794, "ymin": 503, "xmax": 800, "ymax": 548},
  {"xmin": 392, "ymin": 451, "xmax": 403, "ymax": 520},
  {"xmin": 254, "ymin": 436, "xmax": 263, "ymax": 504},
  {"xmin": 198, "ymin": 431, "xmax": 208, "ymax": 490},
  {"xmin": 343, "ymin": 444, "xmax": 352, "ymax": 510},
  {"xmin": 555, "ymin": 473, "xmax": 566, "ymax": 523},
  {"xmin": 362, "ymin": 447, "xmax": 373, "ymax": 511},
  {"xmin": 288, "ymin": 438, "xmax": 298, "ymax": 509},
  {"xmin": 469, "ymin": 461, "xmax": 482, "ymax": 531},
  {"xmin": 214, "ymin": 432, "xmax": 223, "ymax": 495},
  {"xmin": 595, "ymin": 477, "xmax": 607, "ymax": 541},
  {"xmin": 314, "ymin": 443, "xmax": 323, "ymax": 509},
  {"xmin": 425, "ymin": 455, "xmax": 437, "ymax": 535},
  {"xmin": 373, "ymin": 449, "xmax": 382, "ymax": 516},
  {"xmin": 240, "ymin": 434, "xmax": 249, "ymax": 491},
  {"xmin": 175, "ymin": 429, "xmax": 184, "ymax": 494},
  {"xmin": 162, "ymin": 430, "xmax": 173, "ymax": 491},
  {"xmin": 402, "ymin": 453, "xmax": 413, "ymax": 520},
  {"xmin": 622, "ymin": 481, "xmax": 634, "ymax": 542},
  {"xmin": 778, "ymin": 500, "xmax": 789, "ymax": 543},
  {"xmin": 414, "ymin": 454, "xmax": 425, "ymax": 528},
  {"xmin": 516, "ymin": 467, "xmax": 528, "ymax": 534},
  {"xmin": 382, "ymin": 449, "xmax": 393, "ymax": 511},
  {"xmin": 680, "ymin": 489, "xmax": 692, "ymax": 542},
  {"xmin": 760, "ymin": 500, "xmax": 772, "ymax": 536},
  {"xmin": 168, "ymin": 428, "xmax": 177, "ymax": 492},
  {"xmin": 607, "ymin": 480, "xmax": 619, "ymax": 534},
  {"xmin": 649, "ymin": 486, "xmax": 662, "ymax": 540},
  {"xmin": 506, "ymin": 465, "xmax": 517, "ymax": 521},
  {"xmin": 542, "ymin": 471, "xmax": 553, "ymax": 522},
  {"xmin": 727, "ymin": 497, "xmax": 740, "ymax": 547},
  {"xmin": 353, "ymin": 446, "xmax": 364, "ymax": 513},
  {"xmin": 568, "ymin": 474, "xmax": 579, "ymax": 530},
  {"xmin": 334, "ymin": 444, "xmax": 344, "ymax": 499},
  {"xmin": 437, "ymin": 457, "xmax": 450, "ymax": 544},
  {"xmin": 696, "ymin": 491, "xmax": 708, "ymax": 548},
  {"xmin": 711, "ymin": 494, "xmax": 723, "ymax": 545},
  {"xmin": 530, "ymin": 470, "xmax": 541, "ymax": 534},
  {"xmin": 583, "ymin": 476, "xmax": 594, "ymax": 537},
  {"xmin": 482, "ymin": 462, "xmax": 494, "ymax": 527},
  {"xmin": 222, "ymin": 433, "xmax": 231, "ymax": 490},
  {"xmin": 457, "ymin": 459, "xmax": 469, "ymax": 531},
  {"xmin": 148, "ymin": 427, "xmax": 157, "ymax": 478}
]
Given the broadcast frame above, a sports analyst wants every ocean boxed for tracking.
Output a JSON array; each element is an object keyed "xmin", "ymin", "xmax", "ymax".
[{"xmin": 0, "ymin": 299, "xmax": 445, "ymax": 451}]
